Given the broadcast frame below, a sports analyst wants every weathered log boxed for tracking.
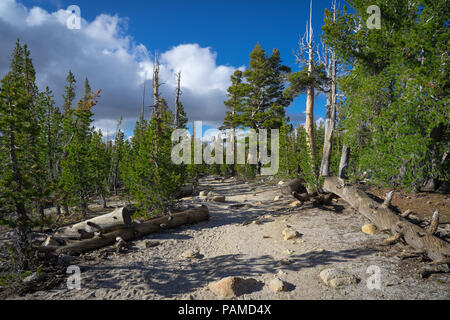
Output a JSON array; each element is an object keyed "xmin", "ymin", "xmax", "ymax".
[
  {"xmin": 323, "ymin": 177, "xmax": 450, "ymax": 261},
  {"xmin": 280, "ymin": 178, "xmax": 306, "ymax": 196},
  {"xmin": 177, "ymin": 184, "xmax": 194, "ymax": 198},
  {"xmin": 45, "ymin": 205, "xmax": 209, "ymax": 255},
  {"xmin": 54, "ymin": 207, "xmax": 132, "ymax": 240}
]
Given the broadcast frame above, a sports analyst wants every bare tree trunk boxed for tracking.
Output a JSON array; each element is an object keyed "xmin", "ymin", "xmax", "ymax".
[
  {"xmin": 320, "ymin": 43, "xmax": 337, "ymax": 176},
  {"xmin": 304, "ymin": 0, "xmax": 316, "ymax": 172},
  {"xmin": 174, "ymin": 71, "xmax": 182, "ymax": 128},
  {"xmin": 339, "ymin": 145, "xmax": 350, "ymax": 179}
]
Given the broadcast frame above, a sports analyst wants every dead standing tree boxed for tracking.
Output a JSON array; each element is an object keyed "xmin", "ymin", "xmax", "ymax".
[
  {"xmin": 295, "ymin": 0, "xmax": 317, "ymax": 171},
  {"xmin": 174, "ymin": 71, "xmax": 182, "ymax": 128},
  {"xmin": 319, "ymin": 0, "xmax": 339, "ymax": 178}
]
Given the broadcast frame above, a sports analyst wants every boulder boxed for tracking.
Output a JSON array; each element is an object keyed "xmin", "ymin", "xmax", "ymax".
[
  {"xmin": 319, "ymin": 268, "xmax": 358, "ymax": 288},
  {"xmin": 208, "ymin": 276, "xmax": 260, "ymax": 298}
]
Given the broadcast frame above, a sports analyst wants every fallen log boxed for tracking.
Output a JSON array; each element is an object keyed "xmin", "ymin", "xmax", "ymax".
[
  {"xmin": 44, "ymin": 205, "xmax": 209, "ymax": 255},
  {"xmin": 280, "ymin": 178, "xmax": 306, "ymax": 196},
  {"xmin": 54, "ymin": 207, "xmax": 133, "ymax": 240},
  {"xmin": 323, "ymin": 177, "xmax": 450, "ymax": 261}
]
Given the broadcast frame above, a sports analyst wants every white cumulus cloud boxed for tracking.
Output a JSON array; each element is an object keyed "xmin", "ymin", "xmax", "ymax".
[{"xmin": 0, "ymin": 0, "xmax": 242, "ymax": 135}]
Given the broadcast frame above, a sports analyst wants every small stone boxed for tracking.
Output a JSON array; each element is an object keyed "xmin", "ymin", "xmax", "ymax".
[
  {"xmin": 181, "ymin": 249, "xmax": 199, "ymax": 259},
  {"xmin": 277, "ymin": 270, "xmax": 287, "ymax": 276},
  {"xmin": 269, "ymin": 278, "xmax": 289, "ymax": 292},
  {"xmin": 274, "ymin": 196, "xmax": 281, "ymax": 201},
  {"xmin": 289, "ymin": 201, "xmax": 301, "ymax": 208},
  {"xmin": 282, "ymin": 228, "xmax": 301, "ymax": 241},
  {"xmin": 315, "ymin": 247, "xmax": 325, "ymax": 253},
  {"xmin": 362, "ymin": 224, "xmax": 378, "ymax": 235},
  {"xmin": 283, "ymin": 249, "xmax": 293, "ymax": 255},
  {"xmin": 278, "ymin": 181, "xmax": 285, "ymax": 186},
  {"xmin": 208, "ymin": 277, "xmax": 259, "ymax": 298},
  {"xmin": 252, "ymin": 220, "xmax": 261, "ymax": 225},
  {"xmin": 319, "ymin": 268, "xmax": 358, "ymax": 288},
  {"xmin": 254, "ymin": 201, "xmax": 262, "ymax": 205},
  {"xmin": 207, "ymin": 191, "xmax": 215, "ymax": 197},
  {"xmin": 199, "ymin": 191, "xmax": 208, "ymax": 197}
]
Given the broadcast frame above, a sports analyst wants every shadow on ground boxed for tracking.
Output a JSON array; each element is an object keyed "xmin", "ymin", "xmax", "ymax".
[{"xmin": 84, "ymin": 247, "xmax": 375, "ymax": 297}]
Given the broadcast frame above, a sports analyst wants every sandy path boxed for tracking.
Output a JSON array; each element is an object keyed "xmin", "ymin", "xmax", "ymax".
[{"xmin": 16, "ymin": 177, "xmax": 449, "ymax": 300}]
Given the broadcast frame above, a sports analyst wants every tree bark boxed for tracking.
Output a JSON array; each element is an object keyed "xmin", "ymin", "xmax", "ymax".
[
  {"xmin": 339, "ymin": 145, "xmax": 350, "ymax": 179},
  {"xmin": 44, "ymin": 205, "xmax": 209, "ymax": 255},
  {"xmin": 320, "ymin": 46, "xmax": 337, "ymax": 177},
  {"xmin": 323, "ymin": 177, "xmax": 450, "ymax": 261}
]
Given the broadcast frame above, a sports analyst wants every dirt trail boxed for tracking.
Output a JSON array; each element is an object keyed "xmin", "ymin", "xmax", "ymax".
[{"xmin": 13, "ymin": 177, "xmax": 449, "ymax": 300}]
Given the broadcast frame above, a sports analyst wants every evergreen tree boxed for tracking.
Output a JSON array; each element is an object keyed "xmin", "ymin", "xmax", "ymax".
[
  {"xmin": 0, "ymin": 40, "xmax": 45, "ymax": 270},
  {"xmin": 60, "ymin": 78, "xmax": 101, "ymax": 217},
  {"xmin": 322, "ymin": 0, "xmax": 450, "ymax": 189}
]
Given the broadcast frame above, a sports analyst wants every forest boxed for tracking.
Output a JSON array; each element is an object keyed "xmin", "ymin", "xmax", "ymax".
[{"xmin": 0, "ymin": 0, "xmax": 448, "ymax": 300}]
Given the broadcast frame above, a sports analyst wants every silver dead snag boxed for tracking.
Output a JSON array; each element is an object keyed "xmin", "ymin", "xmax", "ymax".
[{"xmin": 320, "ymin": 0, "xmax": 338, "ymax": 178}]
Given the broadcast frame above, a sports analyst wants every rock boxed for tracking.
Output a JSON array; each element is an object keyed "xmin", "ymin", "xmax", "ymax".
[
  {"xmin": 277, "ymin": 270, "xmax": 287, "ymax": 276},
  {"xmin": 181, "ymin": 249, "xmax": 199, "ymax": 259},
  {"xmin": 283, "ymin": 249, "xmax": 293, "ymax": 255},
  {"xmin": 208, "ymin": 277, "xmax": 259, "ymax": 298},
  {"xmin": 319, "ymin": 268, "xmax": 358, "ymax": 288},
  {"xmin": 22, "ymin": 272, "xmax": 41, "ymax": 284},
  {"xmin": 254, "ymin": 201, "xmax": 262, "ymax": 205},
  {"xmin": 145, "ymin": 240, "xmax": 160, "ymax": 248},
  {"xmin": 269, "ymin": 278, "xmax": 289, "ymax": 292},
  {"xmin": 362, "ymin": 224, "xmax": 378, "ymax": 235},
  {"xmin": 199, "ymin": 191, "xmax": 208, "ymax": 197},
  {"xmin": 252, "ymin": 220, "xmax": 261, "ymax": 225},
  {"xmin": 274, "ymin": 196, "xmax": 281, "ymax": 201},
  {"xmin": 282, "ymin": 228, "xmax": 301, "ymax": 241},
  {"xmin": 278, "ymin": 181, "xmax": 285, "ymax": 186},
  {"xmin": 289, "ymin": 201, "xmax": 301, "ymax": 208},
  {"xmin": 207, "ymin": 191, "xmax": 215, "ymax": 197}
]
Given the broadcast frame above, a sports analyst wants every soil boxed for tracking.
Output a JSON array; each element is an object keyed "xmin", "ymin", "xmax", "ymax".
[{"xmin": 4, "ymin": 177, "xmax": 450, "ymax": 300}]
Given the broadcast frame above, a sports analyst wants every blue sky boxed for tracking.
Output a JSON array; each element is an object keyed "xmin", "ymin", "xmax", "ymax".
[{"xmin": 3, "ymin": 0, "xmax": 346, "ymax": 136}]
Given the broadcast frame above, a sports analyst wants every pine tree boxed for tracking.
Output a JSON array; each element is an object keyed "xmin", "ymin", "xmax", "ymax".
[
  {"xmin": 322, "ymin": 0, "xmax": 450, "ymax": 190},
  {"xmin": 174, "ymin": 71, "xmax": 188, "ymax": 129},
  {"xmin": 0, "ymin": 40, "xmax": 45, "ymax": 269},
  {"xmin": 60, "ymin": 78, "xmax": 101, "ymax": 218}
]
